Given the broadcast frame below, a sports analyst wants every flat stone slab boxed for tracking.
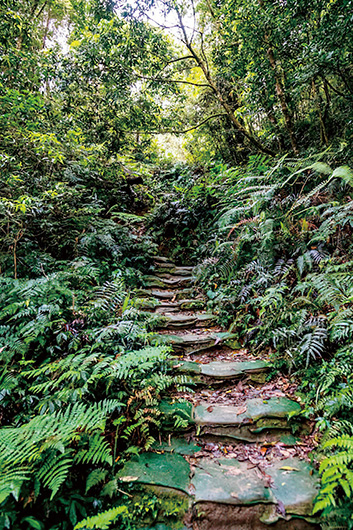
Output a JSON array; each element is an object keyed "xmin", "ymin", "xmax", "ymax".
[
  {"xmin": 117, "ymin": 452, "xmax": 190, "ymax": 494},
  {"xmin": 267, "ymin": 458, "xmax": 320, "ymax": 516},
  {"xmin": 158, "ymin": 313, "xmax": 217, "ymax": 329},
  {"xmin": 154, "ymin": 299, "xmax": 205, "ymax": 313},
  {"xmin": 153, "ymin": 256, "xmax": 175, "ymax": 264},
  {"xmin": 144, "ymin": 275, "xmax": 193, "ymax": 288},
  {"xmin": 176, "ymin": 360, "xmax": 270, "ymax": 379},
  {"xmin": 194, "ymin": 398, "xmax": 301, "ymax": 427},
  {"xmin": 191, "ymin": 457, "xmax": 319, "ymax": 516},
  {"xmin": 137, "ymin": 288, "xmax": 194, "ymax": 300},
  {"xmin": 120, "ymin": 454, "xmax": 318, "ymax": 519},
  {"xmin": 155, "ymin": 331, "xmax": 239, "ymax": 353},
  {"xmin": 192, "ymin": 458, "xmax": 275, "ymax": 505},
  {"xmin": 152, "ymin": 437, "xmax": 202, "ymax": 455},
  {"xmin": 158, "ymin": 267, "xmax": 194, "ymax": 278}
]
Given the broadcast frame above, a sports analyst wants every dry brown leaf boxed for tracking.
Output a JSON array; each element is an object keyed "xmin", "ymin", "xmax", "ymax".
[{"xmin": 225, "ymin": 467, "xmax": 243, "ymax": 476}]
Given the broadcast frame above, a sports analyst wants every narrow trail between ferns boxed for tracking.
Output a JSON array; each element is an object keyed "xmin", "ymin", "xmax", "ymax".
[{"xmin": 119, "ymin": 256, "xmax": 321, "ymax": 530}]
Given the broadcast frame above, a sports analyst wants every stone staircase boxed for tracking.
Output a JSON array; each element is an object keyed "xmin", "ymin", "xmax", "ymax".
[{"xmin": 119, "ymin": 256, "xmax": 321, "ymax": 530}]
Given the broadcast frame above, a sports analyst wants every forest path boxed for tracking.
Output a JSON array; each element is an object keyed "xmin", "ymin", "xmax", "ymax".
[{"xmin": 119, "ymin": 256, "xmax": 321, "ymax": 530}]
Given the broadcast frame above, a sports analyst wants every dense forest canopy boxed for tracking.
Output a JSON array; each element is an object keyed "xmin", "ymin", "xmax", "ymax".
[{"xmin": 1, "ymin": 0, "xmax": 353, "ymax": 528}]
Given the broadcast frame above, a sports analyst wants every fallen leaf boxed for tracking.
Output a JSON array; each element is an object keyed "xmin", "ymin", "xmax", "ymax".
[
  {"xmin": 277, "ymin": 499, "xmax": 286, "ymax": 516},
  {"xmin": 225, "ymin": 467, "xmax": 243, "ymax": 476},
  {"xmin": 207, "ymin": 406, "xmax": 214, "ymax": 413},
  {"xmin": 230, "ymin": 492, "xmax": 240, "ymax": 499},
  {"xmin": 279, "ymin": 466, "xmax": 299, "ymax": 471},
  {"xmin": 236, "ymin": 405, "xmax": 247, "ymax": 415}
]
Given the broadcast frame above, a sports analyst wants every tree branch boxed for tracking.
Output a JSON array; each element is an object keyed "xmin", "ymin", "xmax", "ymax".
[
  {"xmin": 134, "ymin": 73, "xmax": 211, "ymax": 88},
  {"xmin": 320, "ymin": 75, "xmax": 351, "ymax": 100},
  {"xmin": 128, "ymin": 113, "xmax": 227, "ymax": 135}
]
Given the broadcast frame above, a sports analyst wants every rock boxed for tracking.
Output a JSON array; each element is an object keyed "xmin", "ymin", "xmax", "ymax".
[
  {"xmin": 191, "ymin": 457, "xmax": 319, "ymax": 521},
  {"xmin": 194, "ymin": 398, "xmax": 301, "ymax": 426},
  {"xmin": 117, "ymin": 452, "xmax": 190, "ymax": 494},
  {"xmin": 154, "ymin": 331, "xmax": 239, "ymax": 354},
  {"xmin": 152, "ymin": 437, "xmax": 202, "ymax": 455},
  {"xmin": 157, "ymin": 313, "xmax": 217, "ymax": 329},
  {"xmin": 143, "ymin": 275, "xmax": 193, "ymax": 289},
  {"xmin": 193, "ymin": 398, "xmax": 302, "ymax": 442}
]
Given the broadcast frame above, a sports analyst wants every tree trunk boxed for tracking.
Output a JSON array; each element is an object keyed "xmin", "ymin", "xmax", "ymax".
[
  {"xmin": 265, "ymin": 41, "xmax": 299, "ymax": 154},
  {"xmin": 175, "ymin": 8, "xmax": 275, "ymax": 157},
  {"xmin": 311, "ymin": 78, "xmax": 329, "ymax": 146}
]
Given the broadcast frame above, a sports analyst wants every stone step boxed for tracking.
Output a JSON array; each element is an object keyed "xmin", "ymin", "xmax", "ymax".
[
  {"xmin": 194, "ymin": 397, "xmax": 300, "ymax": 427},
  {"xmin": 144, "ymin": 275, "xmax": 193, "ymax": 289},
  {"xmin": 193, "ymin": 398, "xmax": 304, "ymax": 443},
  {"xmin": 117, "ymin": 452, "xmax": 319, "ymax": 527},
  {"xmin": 153, "ymin": 331, "xmax": 240, "ymax": 354},
  {"xmin": 159, "ymin": 397, "xmax": 303, "ymax": 443},
  {"xmin": 153, "ymin": 256, "xmax": 175, "ymax": 264},
  {"xmin": 136, "ymin": 288, "xmax": 195, "ymax": 300},
  {"xmin": 191, "ymin": 457, "xmax": 319, "ymax": 528},
  {"xmin": 136, "ymin": 298, "xmax": 205, "ymax": 313},
  {"xmin": 174, "ymin": 359, "xmax": 270, "ymax": 382},
  {"xmin": 156, "ymin": 266, "xmax": 194, "ymax": 277},
  {"xmin": 155, "ymin": 299, "xmax": 206, "ymax": 313},
  {"xmin": 157, "ymin": 312, "xmax": 217, "ymax": 329}
]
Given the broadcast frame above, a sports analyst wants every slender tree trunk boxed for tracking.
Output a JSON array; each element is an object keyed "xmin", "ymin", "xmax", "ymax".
[
  {"xmin": 265, "ymin": 104, "xmax": 284, "ymax": 151},
  {"xmin": 311, "ymin": 78, "xmax": 329, "ymax": 146},
  {"xmin": 265, "ymin": 40, "xmax": 299, "ymax": 154},
  {"xmin": 42, "ymin": 5, "xmax": 51, "ymax": 49}
]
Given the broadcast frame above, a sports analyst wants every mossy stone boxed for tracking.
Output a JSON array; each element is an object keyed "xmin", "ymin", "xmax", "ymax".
[{"xmin": 117, "ymin": 452, "xmax": 190, "ymax": 494}]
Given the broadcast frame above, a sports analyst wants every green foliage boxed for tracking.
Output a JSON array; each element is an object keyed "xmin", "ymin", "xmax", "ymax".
[
  {"xmin": 189, "ymin": 155, "xmax": 353, "ymax": 521},
  {"xmin": 2, "ymin": 1, "xmax": 353, "ymax": 527},
  {"xmin": 314, "ymin": 435, "xmax": 353, "ymax": 527},
  {"xmin": 74, "ymin": 507, "xmax": 128, "ymax": 530},
  {"xmin": 0, "ymin": 400, "xmax": 121, "ymax": 503}
]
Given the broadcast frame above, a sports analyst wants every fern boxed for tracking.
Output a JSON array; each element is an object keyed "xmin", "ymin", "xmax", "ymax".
[
  {"xmin": 0, "ymin": 400, "xmax": 121, "ymax": 502},
  {"xmin": 74, "ymin": 506, "xmax": 128, "ymax": 530},
  {"xmin": 314, "ymin": 435, "xmax": 353, "ymax": 515}
]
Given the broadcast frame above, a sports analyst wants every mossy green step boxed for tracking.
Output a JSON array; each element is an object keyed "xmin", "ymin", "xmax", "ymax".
[
  {"xmin": 144, "ymin": 276, "xmax": 193, "ymax": 289},
  {"xmin": 158, "ymin": 398, "xmax": 302, "ymax": 442},
  {"xmin": 194, "ymin": 397, "xmax": 301, "ymax": 426},
  {"xmin": 117, "ymin": 452, "xmax": 190, "ymax": 494},
  {"xmin": 156, "ymin": 268, "xmax": 194, "ymax": 278},
  {"xmin": 155, "ymin": 299, "xmax": 205, "ymax": 314},
  {"xmin": 194, "ymin": 398, "xmax": 302, "ymax": 443},
  {"xmin": 154, "ymin": 331, "xmax": 240, "ymax": 354},
  {"xmin": 137, "ymin": 288, "xmax": 194, "ymax": 300},
  {"xmin": 153, "ymin": 256, "xmax": 175, "ymax": 264},
  {"xmin": 192, "ymin": 457, "xmax": 319, "ymax": 519},
  {"xmin": 152, "ymin": 437, "xmax": 202, "ymax": 455},
  {"xmin": 157, "ymin": 313, "xmax": 217, "ymax": 329},
  {"xmin": 175, "ymin": 359, "xmax": 270, "ymax": 379},
  {"xmin": 118, "ymin": 453, "xmax": 319, "ymax": 523}
]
